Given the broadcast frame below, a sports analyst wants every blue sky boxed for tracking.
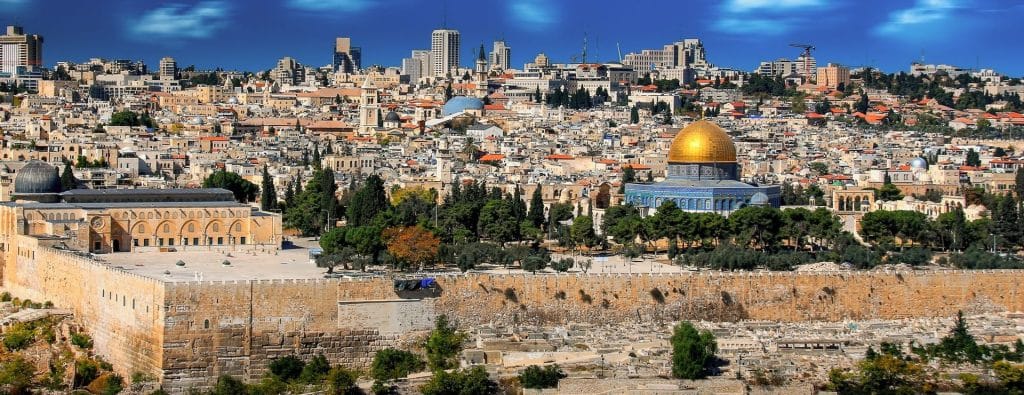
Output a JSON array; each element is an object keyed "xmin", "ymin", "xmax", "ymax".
[{"xmin": 1, "ymin": 0, "xmax": 1022, "ymax": 76}]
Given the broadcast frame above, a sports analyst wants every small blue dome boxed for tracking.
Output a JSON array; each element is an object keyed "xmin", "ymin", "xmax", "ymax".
[
  {"xmin": 750, "ymin": 192, "xmax": 770, "ymax": 206},
  {"xmin": 442, "ymin": 96, "xmax": 484, "ymax": 116},
  {"xmin": 909, "ymin": 157, "xmax": 928, "ymax": 170}
]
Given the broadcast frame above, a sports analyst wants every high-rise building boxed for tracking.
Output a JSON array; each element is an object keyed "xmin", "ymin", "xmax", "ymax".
[
  {"xmin": 431, "ymin": 29, "xmax": 460, "ymax": 78},
  {"xmin": 489, "ymin": 40, "xmax": 510, "ymax": 71},
  {"xmin": 273, "ymin": 57, "xmax": 305, "ymax": 85},
  {"xmin": 333, "ymin": 37, "xmax": 361, "ymax": 73},
  {"xmin": 816, "ymin": 63, "xmax": 850, "ymax": 90},
  {"xmin": 159, "ymin": 57, "xmax": 178, "ymax": 80},
  {"xmin": 0, "ymin": 26, "xmax": 43, "ymax": 74},
  {"xmin": 622, "ymin": 38, "xmax": 709, "ymax": 71},
  {"xmin": 402, "ymin": 49, "xmax": 432, "ymax": 84}
]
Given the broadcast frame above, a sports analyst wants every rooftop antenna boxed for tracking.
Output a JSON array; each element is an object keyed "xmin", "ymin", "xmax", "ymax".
[
  {"xmin": 616, "ymin": 42, "xmax": 623, "ymax": 63},
  {"xmin": 582, "ymin": 32, "xmax": 588, "ymax": 64}
]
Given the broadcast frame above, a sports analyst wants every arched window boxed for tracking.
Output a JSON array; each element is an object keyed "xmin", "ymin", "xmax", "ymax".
[
  {"xmin": 163, "ymin": 223, "xmax": 170, "ymax": 233},
  {"xmin": 212, "ymin": 223, "xmax": 220, "ymax": 232},
  {"xmin": 234, "ymin": 223, "xmax": 241, "ymax": 232},
  {"xmin": 188, "ymin": 223, "xmax": 195, "ymax": 232},
  {"xmin": 204, "ymin": 319, "xmax": 210, "ymax": 329}
]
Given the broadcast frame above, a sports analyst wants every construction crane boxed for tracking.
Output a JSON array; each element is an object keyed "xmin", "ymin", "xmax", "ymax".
[{"xmin": 789, "ymin": 43, "xmax": 816, "ymax": 79}]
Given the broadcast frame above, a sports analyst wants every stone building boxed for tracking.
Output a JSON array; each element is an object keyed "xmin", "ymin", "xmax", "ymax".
[{"xmin": 0, "ymin": 160, "xmax": 282, "ymax": 254}]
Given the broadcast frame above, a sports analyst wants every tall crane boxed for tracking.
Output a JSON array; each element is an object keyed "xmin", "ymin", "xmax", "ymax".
[{"xmin": 789, "ymin": 43, "xmax": 816, "ymax": 79}]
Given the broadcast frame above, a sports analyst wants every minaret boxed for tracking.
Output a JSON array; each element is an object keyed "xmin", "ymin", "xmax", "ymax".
[
  {"xmin": 474, "ymin": 44, "xmax": 488, "ymax": 99},
  {"xmin": 359, "ymin": 75, "xmax": 380, "ymax": 134}
]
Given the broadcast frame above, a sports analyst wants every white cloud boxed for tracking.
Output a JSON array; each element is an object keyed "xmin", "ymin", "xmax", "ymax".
[
  {"xmin": 286, "ymin": 0, "xmax": 374, "ymax": 12},
  {"xmin": 726, "ymin": 0, "xmax": 825, "ymax": 12},
  {"xmin": 875, "ymin": 0, "xmax": 961, "ymax": 36},
  {"xmin": 128, "ymin": 1, "xmax": 229, "ymax": 41},
  {"xmin": 714, "ymin": 0, "xmax": 828, "ymax": 34},
  {"xmin": 509, "ymin": 0, "xmax": 557, "ymax": 31}
]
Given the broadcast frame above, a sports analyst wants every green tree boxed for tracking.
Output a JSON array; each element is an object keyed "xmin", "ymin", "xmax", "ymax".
[
  {"xmin": 425, "ymin": 315, "xmax": 467, "ymax": 371},
  {"xmin": 326, "ymin": 366, "xmax": 360, "ymax": 395},
  {"xmin": 108, "ymin": 110, "xmax": 142, "ymax": 126},
  {"xmin": 965, "ymin": 149, "xmax": 981, "ymax": 167},
  {"xmin": 420, "ymin": 366, "xmax": 497, "ymax": 395},
  {"xmin": 1016, "ymin": 168, "xmax": 1024, "ymax": 198},
  {"xmin": 519, "ymin": 365, "xmax": 565, "ymax": 389},
  {"xmin": 346, "ymin": 175, "xmax": 390, "ymax": 227},
  {"xmin": 202, "ymin": 170, "xmax": 259, "ymax": 203},
  {"xmin": 210, "ymin": 375, "xmax": 248, "ymax": 395},
  {"xmin": 630, "ymin": 106, "xmax": 640, "ymax": 124},
  {"xmin": 670, "ymin": 322, "xmax": 717, "ymax": 380},
  {"xmin": 875, "ymin": 183, "xmax": 904, "ymax": 201},
  {"xmin": 0, "ymin": 355, "xmax": 35, "ymax": 394},
  {"xmin": 527, "ymin": 185, "xmax": 545, "ymax": 229},
  {"xmin": 619, "ymin": 166, "xmax": 636, "ymax": 193},
  {"xmin": 478, "ymin": 199, "xmax": 519, "ymax": 245},
  {"xmin": 299, "ymin": 354, "xmax": 331, "ymax": 384},
  {"xmin": 371, "ymin": 348, "xmax": 424, "ymax": 387},
  {"xmin": 569, "ymin": 215, "xmax": 596, "ymax": 251},
  {"xmin": 260, "ymin": 165, "xmax": 277, "ymax": 211},
  {"xmin": 60, "ymin": 163, "xmax": 77, "ymax": 191},
  {"xmin": 268, "ymin": 355, "xmax": 305, "ymax": 382}
]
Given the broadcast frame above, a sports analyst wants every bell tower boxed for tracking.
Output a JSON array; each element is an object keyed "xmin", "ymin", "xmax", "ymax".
[{"xmin": 359, "ymin": 75, "xmax": 380, "ymax": 133}]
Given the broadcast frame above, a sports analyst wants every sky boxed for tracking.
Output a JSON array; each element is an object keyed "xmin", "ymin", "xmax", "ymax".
[{"xmin": 1, "ymin": 0, "xmax": 1022, "ymax": 76}]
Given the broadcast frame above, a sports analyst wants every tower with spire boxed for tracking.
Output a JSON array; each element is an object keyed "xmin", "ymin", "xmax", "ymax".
[
  {"xmin": 358, "ymin": 75, "xmax": 380, "ymax": 134},
  {"xmin": 474, "ymin": 44, "xmax": 488, "ymax": 98}
]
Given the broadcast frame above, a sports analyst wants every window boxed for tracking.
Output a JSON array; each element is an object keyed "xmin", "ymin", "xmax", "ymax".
[
  {"xmin": 163, "ymin": 223, "xmax": 170, "ymax": 233},
  {"xmin": 217, "ymin": 237, "xmax": 223, "ymax": 245},
  {"xmin": 234, "ymin": 223, "xmax": 241, "ymax": 232},
  {"xmin": 168, "ymin": 238, "xmax": 174, "ymax": 246},
  {"xmin": 212, "ymin": 223, "xmax": 220, "ymax": 232},
  {"xmin": 133, "ymin": 239, "xmax": 138, "ymax": 247},
  {"xmin": 188, "ymin": 223, "xmax": 195, "ymax": 232},
  {"xmin": 204, "ymin": 319, "xmax": 210, "ymax": 329},
  {"xmin": 193, "ymin": 238, "xmax": 199, "ymax": 246},
  {"xmin": 158, "ymin": 238, "xmax": 164, "ymax": 247},
  {"xmin": 143, "ymin": 239, "xmax": 150, "ymax": 247},
  {"xmin": 240, "ymin": 237, "xmax": 246, "ymax": 245}
]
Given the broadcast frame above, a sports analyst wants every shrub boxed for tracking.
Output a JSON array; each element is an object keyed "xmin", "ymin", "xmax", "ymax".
[
  {"xmin": 0, "ymin": 292, "xmax": 10, "ymax": 302},
  {"xmin": 209, "ymin": 375, "xmax": 247, "ymax": 395},
  {"xmin": 0, "ymin": 355, "xmax": 36, "ymax": 393},
  {"xmin": 299, "ymin": 354, "xmax": 331, "ymax": 383},
  {"xmin": 552, "ymin": 258, "xmax": 574, "ymax": 272},
  {"xmin": 75, "ymin": 358, "xmax": 100, "ymax": 388},
  {"xmin": 71, "ymin": 332, "xmax": 94, "ymax": 349},
  {"xmin": 670, "ymin": 322, "xmax": 717, "ymax": 380},
  {"xmin": 425, "ymin": 315, "xmax": 466, "ymax": 371},
  {"xmin": 650, "ymin": 288, "xmax": 665, "ymax": 304},
  {"xmin": 326, "ymin": 366, "xmax": 360, "ymax": 395},
  {"xmin": 421, "ymin": 366, "xmax": 497, "ymax": 395},
  {"xmin": 519, "ymin": 364, "xmax": 566, "ymax": 389},
  {"xmin": 3, "ymin": 323, "xmax": 34, "ymax": 351},
  {"xmin": 268, "ymin": 355, "xmax": 305, "ymax": 382},
  {"xmin": 86, "ymin": 373, "xmax": 124, "ymax": 395},
  {"xmin": 371, "ymin": 348, "xmax": 424, "ymax": 383}
]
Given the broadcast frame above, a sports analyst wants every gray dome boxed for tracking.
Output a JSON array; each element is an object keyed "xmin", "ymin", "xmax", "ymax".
[
  {"xmin": 442, "ymin": 96, "xmax": 484, "ymax": 116},
  {"xmin": 909, "ymin": 157, "xmax": 928, "ymax": 170},
  {"xmin": 750, "ymin": 192, "xmax": 770, "ymax": 206},
  {"xmin": 384, "ymin": 111, "xmax": 401, "ymax": 122},
  {"xmin": 14, "ymin": 160, "xmax": 61, "ymax": 194}
]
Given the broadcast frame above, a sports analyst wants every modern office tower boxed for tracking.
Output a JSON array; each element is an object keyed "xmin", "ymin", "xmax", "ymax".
[
  {"xmin": 333, "ymin": 37, "xmax": 361, "ymax": 73},
  {"xmin": 431, "ymin": 29, "xmax": 460, "ymax": 77},
  {"xmin": 0, "ymin": 25, "xmax": 43, "ymax": 74},
  {"xmin": 159, "ymin": 57, "xmax": 178, "ymax": 80},
  {"xmin": 489, "ymin": 40, "xmax": 510, "ymax": 71}
]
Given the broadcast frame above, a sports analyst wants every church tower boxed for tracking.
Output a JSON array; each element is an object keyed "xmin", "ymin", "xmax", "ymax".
[
  {"xmin": 474, "ymin": 44, "xmax": 488, "ymax": 99},
  {"xmin": 359, "ymin": 75, "xmax": 380, "ymax": 134}
]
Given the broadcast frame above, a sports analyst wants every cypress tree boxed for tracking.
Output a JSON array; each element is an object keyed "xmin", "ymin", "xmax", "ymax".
[
  {"xmin": 312, "ymin": 148, "xmax": 321, "ymax": 169},
  {"xmin": 527, "ymin": 185, "xmax": 545, "ymax": 229},
  {"xmin": 60, "ymin": 163, "xmax": 77, "ymax": 191},
  {"xmin": 260, "ymin": 165, "xmax": 277, "ymax": 211}
]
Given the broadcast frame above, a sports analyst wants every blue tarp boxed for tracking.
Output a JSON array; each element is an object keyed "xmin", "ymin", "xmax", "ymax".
[{"xmin": 420, "ymin": 278, "xmax": 436, "ymax": 289}]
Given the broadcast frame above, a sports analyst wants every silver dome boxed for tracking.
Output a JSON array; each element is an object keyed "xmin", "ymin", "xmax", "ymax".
[{"xmin": 14, "ymin": 160, "xmax": 61, "ymax": 194}]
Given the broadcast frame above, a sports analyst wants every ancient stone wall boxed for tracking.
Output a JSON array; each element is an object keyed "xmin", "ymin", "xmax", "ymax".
[
  {"xmin": 0, "ymin": 236, "xmax": 166, "ymax": 380},
  {"xmin": 158, "ymin": 270, "xmax": 1024, "ymax": 391}
]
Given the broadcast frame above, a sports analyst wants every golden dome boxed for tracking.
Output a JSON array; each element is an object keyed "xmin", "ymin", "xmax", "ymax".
[{"xmin": 667, "ymin": 120, "xmax": 737, "ymax": 163}]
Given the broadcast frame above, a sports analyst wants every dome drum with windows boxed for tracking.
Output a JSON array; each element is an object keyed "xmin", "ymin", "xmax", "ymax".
[{"xmin": 624, "ymin": 121, "xmax": 780, "ymax": 215}]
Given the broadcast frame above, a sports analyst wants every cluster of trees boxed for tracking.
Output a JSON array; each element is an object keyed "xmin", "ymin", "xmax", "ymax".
[
  {"xmin": 313, "ymin": 176, "xmax": 592, "ymax": 272},
  {"xmin": 602, "ymin": 202, "xmax": 847, "ymax": 267},
  {"xmin": 544, "ymin": 86, "xmax": 607, "ymax": 109},
  {"xmin": 188, "ymin": 72, "xmax": 222, "ymax": 87},
  {"xmin": 827, "ymin": 312, "xmax": 1024, "ymax": 394},
  {"xmin": 203, "ymin": 354, "xmax": 359, "ymax": 395},
  {"xmin": 858, "ymin": 192, "xmax": 1024, "ymax": 268},
  {"xmin": 282, "ymin": 167, "xmax": 341, "ymax": 236},
  {"xmin": 202, "ymin": 170, "xmax": 259, "ymax": 204},
  {"xmin": 779, "ymin": 183, "xmax": 826, "ymax": 206},
  {"xmin": 108, "ymin": 110, "xmax": 156, "ymax": 128},
  {"xmin": 636, "ymin": 74, "xmax": 681, "ymax": 92},
  {"xmin": 741, "ymin": 74, "xmax": 790, "ymax": 97}
]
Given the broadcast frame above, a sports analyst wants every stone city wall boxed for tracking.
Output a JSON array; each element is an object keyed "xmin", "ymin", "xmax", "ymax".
[
  {"xmin": 159, "ymin": 270, "xmax": 1024, "ymax": 390},
  {"xmin": 0, "ymin": 237, "xmax": 166, "ymax": 380}
]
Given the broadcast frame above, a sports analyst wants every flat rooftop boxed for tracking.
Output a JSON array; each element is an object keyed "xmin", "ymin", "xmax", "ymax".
[{"xmin": 99, "ymin": 245, "xmax": 326, "ymax": 283}]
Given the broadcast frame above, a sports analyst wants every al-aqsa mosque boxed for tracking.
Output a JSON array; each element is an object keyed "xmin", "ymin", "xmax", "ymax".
[{"xmin": 624, "ymin": 120, "xmax": 780, "ymax": 215}]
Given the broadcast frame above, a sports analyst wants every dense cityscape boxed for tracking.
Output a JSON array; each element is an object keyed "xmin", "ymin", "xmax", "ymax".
[{"xmin": 1, "ymin": 1, "xmax": 1024, "ymax": 394}]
